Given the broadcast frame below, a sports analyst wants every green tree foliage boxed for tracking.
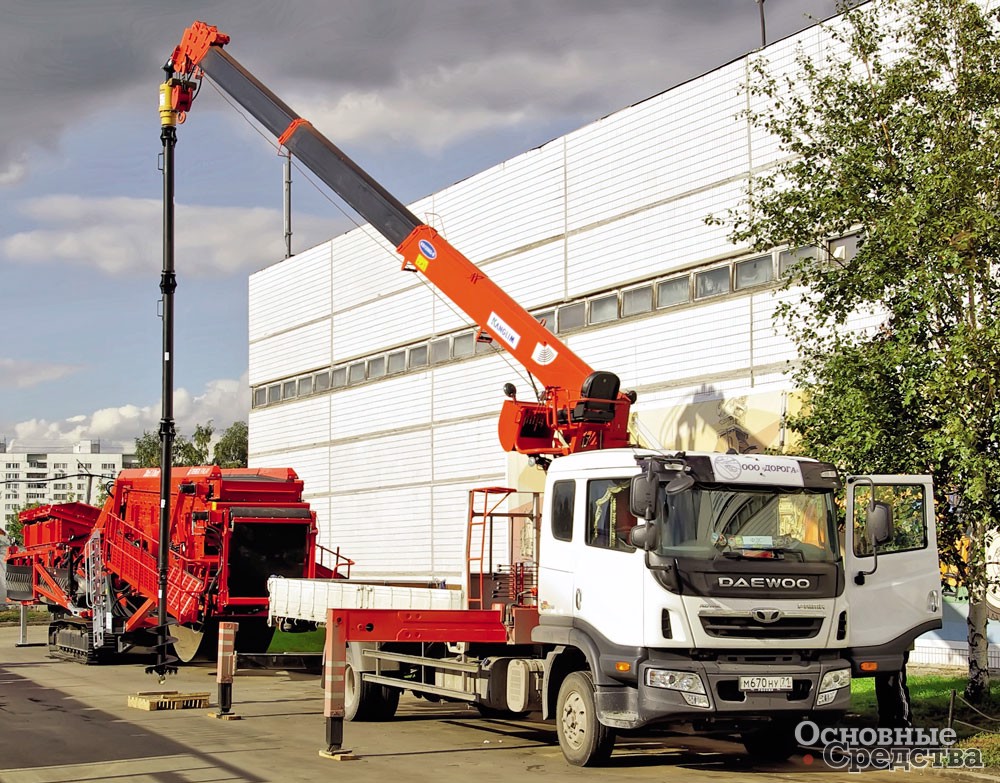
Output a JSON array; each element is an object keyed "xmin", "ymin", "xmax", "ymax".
[
  {"xmin": 213, "ymin": 421, "xmax": 248, "ymax": 468},
  {"xmin": 3, "ymin": 502, "xmax": 43, "ymax": 546},
  {"xmin": 133, "ymin": 420, "xmax": 247, "ymax": 469},
  {"xmin": 134, "ymin": 422, "xmax": 213, "ymax": 468},
  {"xmin": 716, "ymin": 0, "xmax": 1000, "ymax": 701}
]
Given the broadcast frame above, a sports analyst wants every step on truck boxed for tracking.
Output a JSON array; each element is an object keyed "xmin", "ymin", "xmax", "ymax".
[{"xmin": 165, "ymin": 22, "xmax": 943, "ymax": 765}]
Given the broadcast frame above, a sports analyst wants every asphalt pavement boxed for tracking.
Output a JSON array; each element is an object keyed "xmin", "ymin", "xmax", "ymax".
[{"xmin": 0, "ymin": 625, "xmax": 982, "ymax": 783}]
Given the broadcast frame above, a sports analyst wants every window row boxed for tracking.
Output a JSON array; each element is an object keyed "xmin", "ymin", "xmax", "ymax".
[{"xmin": 252, "ymin": 235, "xmax": 857, "ymax": 409}]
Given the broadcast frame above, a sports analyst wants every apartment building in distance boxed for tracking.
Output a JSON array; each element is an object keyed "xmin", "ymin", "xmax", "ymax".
[{"xmin": 1, "ymin": 440, "xmax": 138, "ymax": 515}]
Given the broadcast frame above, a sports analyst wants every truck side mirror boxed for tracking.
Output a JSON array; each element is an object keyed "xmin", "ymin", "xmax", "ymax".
[
  {"xmin": 665, "ymin": 473, "xmax": 694, "ymax": 495},
  {"xmin": 866, "ymin": 501, "xmax": 893, "ymax": 547},
  {"xmin": 629, "ymin": 523, "xmax": 659, "ymax": 551},
  {"xmin": 629, "ymin": 473, "xmax": 661, "ymax": 521}
]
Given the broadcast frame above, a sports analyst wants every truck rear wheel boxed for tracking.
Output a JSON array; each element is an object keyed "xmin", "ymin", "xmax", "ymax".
[
  {"xmin": 345, "ymin": 660, "xmax": 400, "ymax": 721},
  {"xmin": 556, "ymin": 671, "xmax": 616, "ymax": 766}
]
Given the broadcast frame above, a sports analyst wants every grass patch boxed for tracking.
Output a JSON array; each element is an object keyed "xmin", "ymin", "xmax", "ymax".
[
  {"xmin": 851, "ymin": 673, "xmax": 1000, "ymax": 733},
  {"xmin": 266, "ymin": 627, "xmax": 326, "ymax": 653},
  {"xmin": 957, "ymin": 732, "xmax": 1000, "ymax": 768},
  {"xmin": 0, "ymin": 606, "xmax": 49, "ymax": 625},
  {"xmin": 850, "ymin": 673, "xmax": 1000, "ymax": 756}
]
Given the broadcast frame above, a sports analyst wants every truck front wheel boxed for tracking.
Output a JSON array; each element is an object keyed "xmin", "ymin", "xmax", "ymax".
[{"xmin": 556, "ymin": 671, "xmax": 616, "ymax": 766}]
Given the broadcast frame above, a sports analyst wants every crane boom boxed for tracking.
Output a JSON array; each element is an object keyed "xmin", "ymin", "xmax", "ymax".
[{"xmin": 167, "ymin": 21, "xmax": 634, "ymax": 457}]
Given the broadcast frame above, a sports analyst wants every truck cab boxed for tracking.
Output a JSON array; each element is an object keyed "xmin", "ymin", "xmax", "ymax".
[{"xmin": 534, "ymin": 449, "xmax": 941, "ymax": 762}]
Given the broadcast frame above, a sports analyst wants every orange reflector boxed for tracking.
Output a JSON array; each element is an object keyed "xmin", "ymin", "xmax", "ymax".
[
  {"xmin": 859, "ymin": 661, "xmax": 878, "ymax": 672},
  {"xmin": 615, "ymin": 662, "xmax": 631, "ymax": 673}
]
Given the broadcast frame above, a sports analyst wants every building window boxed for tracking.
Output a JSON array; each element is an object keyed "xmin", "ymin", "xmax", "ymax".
[
  {"xmin": 622, "ymin": 285, "xmax": 653, "ymax": 316},
  {"xmin": 430, "ymin": 338, "xmax": 451, "ymax": 364},
  {"xmin": 779, "ymin": 246, "xmax": 815, "ymax": 277},
  {"xmin": 253, "ymin": 388, "xmax": 267, "ymax": 408},
  {"xmin": 735, "ymin": 255, "xmax": 773, "ymax": 290},
  {"xmin": 331, "ymin": 367, "xmax": 348, "ymax": 388},
  {"xmin": 534, "ymin": 310, "xmax": 555, "ymax": 332},
  {"xmin": 829, "ymin": 233, "xmax": 859, "ymax": 263},
  {"xmin": 348, "ymin": 362, "xmax": 366, "ymax": 384},
  {"xmin": 449, "ymin": 333, "xmax": 472, "ymax": 358},
  {"xmin": 314, "ymin": 371, "xmax": 331, "ymax": 392},
  {"xmin": 298, "ymin": 376, "xmax": 313, "ymax": 396},
  {"xmin": 656, "ymin": 277, "xmax": 689, "ymax": 308},
  {"xmin": 387, "ymin": 351, "xmax": 406, "ymax": 374},
  {"xmin": 694, "ymin": 267, "xmax": 730, "ymax": 299},
  {"xmin": 408, "ymin": 345, "xmax": 428, "ymax": 368},
  {"xmin": 589, "ymin": 294, "xmax": 619, "ymax": 325},
  {"xmin": 557, "ymin": 302, "xmax": 586, "ymax": 332},
  {"xmin": 368, "ymin": 356, "xmax": 386, "ymax": 380},
  {"xmin": 267, "ymin": 385, "xmax": 280, "ymax": 404},
  {"xmin": 282, "ymin": 380, "xmax": 297, "ymax": 400}
]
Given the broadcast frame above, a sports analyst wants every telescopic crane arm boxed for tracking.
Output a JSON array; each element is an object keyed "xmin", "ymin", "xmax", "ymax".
[{"xmin": 167, "ymin": 21, "xmax": 635, "ymax": 458}]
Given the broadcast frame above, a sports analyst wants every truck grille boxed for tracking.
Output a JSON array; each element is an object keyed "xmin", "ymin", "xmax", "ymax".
[{"xmin": 700, "ymin": 614, "xmax": 823, "ymax": 639}]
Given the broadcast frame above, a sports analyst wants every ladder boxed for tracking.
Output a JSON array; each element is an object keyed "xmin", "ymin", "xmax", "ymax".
[{"xmin": 466, "ymin": 487, "xmax": 541, "ymax": 610}]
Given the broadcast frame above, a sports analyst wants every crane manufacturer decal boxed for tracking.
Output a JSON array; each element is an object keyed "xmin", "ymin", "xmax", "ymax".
[
  {"xmin": 414, "ymin": 239, "xmax": 437, "ymax": 272},
  {"xmin": 487, "ymin": 312, "xmax": 521, "ymax": 349}
]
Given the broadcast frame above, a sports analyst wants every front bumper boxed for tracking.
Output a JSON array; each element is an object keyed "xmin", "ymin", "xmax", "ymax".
[{"xmin": 595, "ymin": 654, "xmax": 852, "ymax": 730}]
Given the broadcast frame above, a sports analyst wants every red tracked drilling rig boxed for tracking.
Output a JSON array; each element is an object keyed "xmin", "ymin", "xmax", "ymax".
[{"xmin": 3, "ymin": 466, "xmax": 350, "ymax": 663}]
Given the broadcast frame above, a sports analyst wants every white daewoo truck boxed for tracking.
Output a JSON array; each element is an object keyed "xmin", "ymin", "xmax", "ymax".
[
  {"xmin": 269, "ymin": 450, "xmax": 941, "ymax": 765},
  {"xmin": 165, "ymin": 22, "xmax": 943, "ymax": 766}
]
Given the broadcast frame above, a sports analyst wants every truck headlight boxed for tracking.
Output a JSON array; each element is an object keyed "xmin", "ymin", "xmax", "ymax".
[
  {"xmin": 646, "ymin": 668, "xmax": 706, "ymax": 694},
  {"xmin": 816, "ymin": 668, "xmax": 851, "ymax": 705},
  {"xmin": 819, "ymin": 668, "xmax": 851, "ymax": 693}
]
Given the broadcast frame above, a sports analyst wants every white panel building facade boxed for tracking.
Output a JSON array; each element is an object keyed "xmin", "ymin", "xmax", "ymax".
[{"xmin": 248, "ymin": 21, "xmax": 861, "ymax": 582}]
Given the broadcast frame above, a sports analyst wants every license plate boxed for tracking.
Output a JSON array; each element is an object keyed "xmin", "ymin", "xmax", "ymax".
[{"xmin": 739, "ymin": 675, "xmax": 793, "ymax": 692}]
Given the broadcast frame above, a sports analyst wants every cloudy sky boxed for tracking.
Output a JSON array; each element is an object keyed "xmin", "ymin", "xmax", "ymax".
[{"xmin": 0, "ymin": 0, "xmax": 840, "ymax": 452}]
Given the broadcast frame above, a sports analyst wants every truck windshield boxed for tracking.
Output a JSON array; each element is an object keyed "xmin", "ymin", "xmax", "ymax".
[{"xmin": 654, "ymin": 485, "xmax": 839, "ymax": 563}]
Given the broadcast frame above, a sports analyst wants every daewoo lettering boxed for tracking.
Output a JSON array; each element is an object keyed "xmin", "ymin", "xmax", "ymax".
[{"xmin": 718, "ymin": 576, "xmax": 813, "ymax": 589}]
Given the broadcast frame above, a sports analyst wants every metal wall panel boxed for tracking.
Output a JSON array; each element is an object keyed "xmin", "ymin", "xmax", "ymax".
[
  {"xmin": 431, "ymin": 353, "xmax": 521, "ymax": 421},
  {"xmin": 328, "ymin": 486, "xmax": 434, "ymax": 575},
  {"xmin": 431, "ymin": 418, "xmax": 508, "ymax": 482},
  {"xmin": 333, "ymin": 284, "xmax": 435, "ymax": 361},
  {"xmin": 249, "ymin": 243, "xmax": 332, "ymax": 342},
  {"xmin": 248, "ymin": 395, "xmax": 331, "ymax": 455},
  {"xmin": 565, "ymin": 61, "xmax": 748, "ymax": 233},
  {"xmin": 565, "ymin": 181, "xmax": 745, "ymax": 297},
  {"xmin": 248, "ymin": 319, "xmax": 331, "ymax": 386},
  {"xmin": 328, "ymin": 429, "xmax": 433, "ymax": 489},
  {"xmin": 566, "ymin": 297, "xmax": 752, "ymax": 389},
  {"xmin": 426, "ymin": 143, "xmax": 565, "ymax": 262},
  {"xmin": 329, "ymin": 373, "xmax": 432, "ymax": 439},
  {"xmin": 330, "ymin": 228, "xmax": 409, "ymax": 312}
]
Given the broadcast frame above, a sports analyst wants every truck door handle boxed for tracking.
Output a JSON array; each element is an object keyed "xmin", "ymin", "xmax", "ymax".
[{"xmin": 575, "ymin": 589, "xmax": 582, "ymax": 610}]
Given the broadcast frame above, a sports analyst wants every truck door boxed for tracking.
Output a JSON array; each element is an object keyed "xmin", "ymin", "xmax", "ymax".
[
  {"xmin": 844, "ymin": 474, "xmax": 942, "ymax": 673},
  {"xmin": 571, "ymin": 477, "xmax": 644, "ymax": 648}
]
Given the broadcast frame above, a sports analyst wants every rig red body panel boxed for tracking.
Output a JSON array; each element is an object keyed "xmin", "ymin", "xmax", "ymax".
[{"xmin": 4, "ymin": 466, "xmax": 350, "ymax": 662}]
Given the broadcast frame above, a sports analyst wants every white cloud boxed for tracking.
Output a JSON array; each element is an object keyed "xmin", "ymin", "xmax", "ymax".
[
  {"xmin": 6, "ymin": 374, "xmax": 249, "ymax": 453},
  {"xmin": 0, "ymin": 358, "xmax": 81, "ymax": 389},
  {"xmin": 290, "ymin": 50, "xmax": 663, "ymax": 154},
  {"xmin": 2, "ymin": 196, "xmax": 332, "ymax": 278}
]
